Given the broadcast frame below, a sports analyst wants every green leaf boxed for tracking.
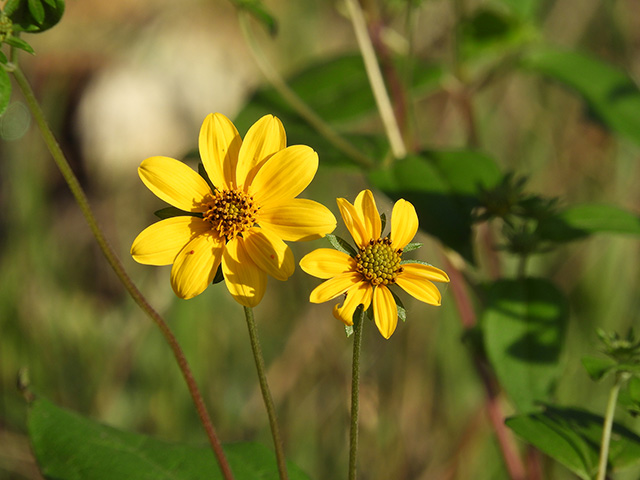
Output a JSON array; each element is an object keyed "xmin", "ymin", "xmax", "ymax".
[
  {"xmin": 3, "ymin": 35, "xmax": 35, "ymax": 54},
  {"xmin": 154, "ymin": 207, "xmax": 197, "ymax": 220},
  {"xmin": 230, "ymin": 0, "xmax": 277, "ymax": 36},
  {"xmin": 521, "ymin": 47, "xmax": 640, "ymax": 146},
  {"xmin": 379, "ymin": 212, "xmax": 386, "ymax": 233},
  {"xmin": 402, "ymin": 242, "xmax": 422, "ymax": 252},
  {"xmin": 507, "ymin": 405, "xmax": 640, "ymax": 478},
  {"xmin": 0, "ymin": 67, "xmax": 10, "ymax": 116},
  {"xmin": 498, "ymin": 0, "xmax": 541, "ymax": 19},
  {"xmin": 537, "ymin": 204, "xmax": 640, "ymax": 243},
  {"xmin": 6, "ymin": 0, "xmax": 65, "ymax": 33},
  {"xmin": 581, "ymin": 356, "xmax": 616, "ymax": 381},
  {"xmin": 325, "ymin": 234, "xmax": 357, "ymax": 257},
  {"xmin": 28, "ymin": 396, "xmax": 310, "ymax": 480},
  {"xmin": 0, "ymin": 51, "xmax": 8, "ymax": 63},
  {"xmin": 481, "ymin": 278, "xmax": 568, "ymax": 412},
  {"xmin": 369, "ymin": 150, "xmax": 502, "ymax": 263},
  {"xmin": 389, "ymin": 289, "xmax": 406, "ymax": 322}
]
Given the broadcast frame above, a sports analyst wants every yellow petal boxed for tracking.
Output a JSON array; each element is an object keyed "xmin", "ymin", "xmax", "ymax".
[
  {"xmin": 170, "ymin": 233, "xmax": 224, "ymax": 299},
  {"xmin": 373, "ymin": 285, "xmax": 398, "ymax": 339},
  {"xmin": 131, "ymin": 216, "xmax": 212, "ymax": 265},
  {"xmin": 138, "ymin": 156, "xmax": 212, "ymax": 212},
  {"xmin": 332, "ymin": 281, "xmax": 373, "ymax": 326},
  {"xmin": 395, "ymin": 273, "xmax": 442, "ymax": 306},
  {"xmin": 259, "ymin": 199, "xmax": 336, "ymax": 241},
  {"xmin": 222, "ymin": 236, "xmax": 267, "ymax": 307},
  {"xmin": 250, "ymin": 145, "xmax": 318, "ymax": 206},
  {"xmin": 336, "ymin": 197, "xmax": 369, "ymax": 248},
  {"xmin": 401, "ymin": 263, "xmax": 450, "ymax": 283},
  {"xmin": 354, "ymin": 189, "xmax": 381, "ymax": 240},
  {"xmin": 236, "ymin": 115, "xmax": 286, "ymax": 188},
  {"xmin": 391, "ymin": 198, "xmax": 419, "ymax": 250},
  {"xmin": 309, "ymin": 272, "xmax": 361, "ymax": 303},
  {"xmin": 199, "ymin": 113, "xmax": 241, "ymax": 190},
  {"xmin": 300, "ymin": 248, "xmax": 356, "ymax": 279},
  {"xmin": 243, "ymin": 227, "xmax": 294, "ymax": 281}
]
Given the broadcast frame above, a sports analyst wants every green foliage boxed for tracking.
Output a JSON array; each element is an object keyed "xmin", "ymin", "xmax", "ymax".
[
  {"xmin": 4, "ymin": 0, "xmax": 65, "ymax": 33},
  {"xmin": 28, "ymin": 396, "xmax": 310, "ymax": 480},
  {"xmin": 369, "ymin": 150, "xmax": 502, "ymax": 263},
  {"xmin": 481, "ymin": 278, "xmax": 568, "ymax": 412},
  {"xmin": 496, "ymin": 0, "xmax": 541, "ymax": 20},
  {"xmin": 231, "ymin": 0, "xmax": 277, "ymax": 36},
  {"xmin": 0, "ymin": 66, "xmax": 10, "ymax": 116},
  {"xmin": 522, "ymin": 47, "xmax": 640, "ymax": 146},
  {"xmin": 507, "ymin": 405, "xmax": 640, "ymax": 479}
]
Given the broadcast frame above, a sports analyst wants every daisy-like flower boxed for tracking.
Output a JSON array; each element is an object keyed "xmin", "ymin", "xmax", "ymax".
[
  {"xmin": 131, "ymin": 113, "xmax": 337, "ymax": 305},
  {"xmin": 299, "ymin": 189, "xmax": 449, "ymax": 339}
]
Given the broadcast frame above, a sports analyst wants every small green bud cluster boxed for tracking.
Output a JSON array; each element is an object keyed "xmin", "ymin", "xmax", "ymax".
[
  {"xmin": 355, "ymin": 237, "xmax": 403, "ymax": 286},
  {"xmin": 0, "ymin": 13, "xmax": 13, "ymax": 43}
]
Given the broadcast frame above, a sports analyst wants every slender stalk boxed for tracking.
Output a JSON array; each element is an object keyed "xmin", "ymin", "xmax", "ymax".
[
  {"xmin": 344, "ymin": 0, "xmax": 407, "ymax": 160},
  {"xmin": 349, "ymin": 308, "xmax": 365, "ymax": 480},
  {"xmin": 9, "ymin": 62, "xmax": 234, "ymax": 480},
  {"xmin": 596, "ymin": 372, "xmax": 628, "ymax": 480},
  {"xmin": 243, "ymin": 306, "xmax": 289, "ymax": 480},
  {"xmin": 238, "ymin": 13, "xmax": 373, "ymax": 170}
]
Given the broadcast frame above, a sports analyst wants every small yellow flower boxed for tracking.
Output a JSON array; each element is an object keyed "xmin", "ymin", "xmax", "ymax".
[
  {"xmin": 131, "ymin": 113, "xmax": 337, "ymax": 305},
  {"xmin": 300, "ymin": 189, "xmax": 449, "ymax": 339}
]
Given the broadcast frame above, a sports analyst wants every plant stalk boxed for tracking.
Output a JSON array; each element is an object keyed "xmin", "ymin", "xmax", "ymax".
[
  {"xmin": 243, "ymin": 306, "xmax": 289, "ymax": 480},
  {"xmin": 349, "ymin": 309, "xmax": 365, "ymax": 480},
  {"xmin": 596, "ymin": 372, "xmax": 627, "ymax": 480},
  {"xmin": 9, "ymin": 62, "xmax": 234, "ymax": 480}
]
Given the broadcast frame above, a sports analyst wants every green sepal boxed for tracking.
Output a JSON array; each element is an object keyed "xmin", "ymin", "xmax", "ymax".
[
  {"xmin": 402, "ymin": 242, "xmax": 422, "ymax": 252},
  {"xmin": 212, "ymin": 264, "xmax": 224, "ymax": 285},
  {"xmin": 154, "ymin": 206, "xmax": 198, "ymax": 220},
  {"xmin": 399, "ymin": 259, "xmax": 433, "ymax": 266},
  {"xmin": 389, "ymin": 289, "xmax": 406, "ymax": 322},
  {"xmin": 3, "ymin": 35, "xmax": 35, "ymax": 54},
  {"xmin": 0, "ymin": 67, "xmax": 10, "ymax": 116},
  {"xmin": 197, "ymin": 162, "xmax": 216, "ymax": 192},
  {"xmin": 379, "ymin": 212, "xmax": 386, "ymax": 233},
  {"xmin": 326, "ymin": 234, "xmax": 357, "ymax": 257},
  {"xmin": 581, "ymin": 356, "xmax": 616, "ymax": 381}
]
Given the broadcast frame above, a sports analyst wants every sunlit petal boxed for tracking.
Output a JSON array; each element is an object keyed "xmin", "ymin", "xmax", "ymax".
[
  {"xmin": 222, "ymin": 236, "xmax": 267, "ymax": 307},
  {"xmin": 199, "ymin": 113, "xmax": 241, "ymax": 189},
  {"xmin": 390, "ymin": 198, "xmax": 419, "ymax": 250},
  {"xmin": 131, "ymin": 216, "xmax": 211, "ymax": 266},
  {"xmin": 251, "ymin": 145, "xmax": 318, "ymax": 206},
  {"xmin": 300, "ymin": 248, "xmax": 356, "ymax": 279},
  {"xmin": 309, "ymin": 272, "xmax": 361, "ymax": 303},
  {"xmin": 373, "ymin": 285, "xmax": 398, "ymax": 339},
  {"xmin": 400, "ymin": 263, "xmax": 450, "ymax": 283},
  {"xmin": 138, "ymin": 156, "xmax": 212, "ymax": 212},
  {"xmin": 395, "ymin": 274, "xmax": 442, "ymax": 306},
  {"xmin": 170, "ymin": 233, "xmax": 224, "ymax": 299},
  {"xmin": 332, "ymin": 281, "xmax": 373, "ymax": 326},
  {"xmin": 354, "ymin": 189, "xmax": 381, "ymax": 240},
  {"xmin": 236, "ymin": 115, "xmax": 286, "ymax": 188},
  {"xmin": 260, "ymin": 199, "xmax": 336, "ymax": 241},
  {"xmin": 336, "ymin": 197, "xmax": 369, "ymax": 248},
  {"xmin": 244, "ymin": 227, "xmax": 294, "ymax": 281}
]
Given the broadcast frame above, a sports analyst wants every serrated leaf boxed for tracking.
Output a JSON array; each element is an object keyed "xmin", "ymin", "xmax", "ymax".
[
  {"xmin": 154, "ymin": 207, "xmax": 197, "ymax": 220},
  {"xmin": 369, "ymin": 150, "xmax": 502, "ymax": 263},
  {"xmin": 28, "ymin": 396, "xmax": 310, "ymax": 480},
  {"xmin": 0, "ymin": 68, "xmax": 10, "ymax": 116},
  {"xmin": 325, "ymin": 234, "xmax": 357, "ymax": 257},
  {"xmin": 522, "ymin": 47, "xmax": 640, "ymax": 146},
  {"xmin": 4, "ymin": 36, "xmax": 35, "ymax": 54},
  {"xmin": 581, "ymin": 356, "xmax": 616, "ymax": 381},
  {"xmin": 481, "ymin": 278, "xmax": 568, "ymax": 412},
  {"xmin": 507, "ymin": 405, "xmax": 640, "ymax": 478},
  {"xmin": 537, "ymin": 204, "xmax": 640, "ymax": 243},
  {"xmin": 402, "ymin": 242, "xmax": 422, "ymax": 252},
  {"xmin": 28, "ymin": 0, "xmax": 46, "ymax": 24},
  {"xmin": 7, "ymin": 0, "xmax": 64, "ymax": 33}
]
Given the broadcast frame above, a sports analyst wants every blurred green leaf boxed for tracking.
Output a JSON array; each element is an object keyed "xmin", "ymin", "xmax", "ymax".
[
  {"xmin": 369, "ymin": 150, "xmax": 502, "ymax": 263},
  {"xmin": 29, "ymin": 397, "xmax": 310, "ymax": 480},
  {"xmin": 3, "ymin": 35, "xmax": 35, "ymax": 54},
  {"xmin": 507, "ymin": 405, "xmax": 640, "ymax": 478},
  {"xmin": 231, "ymin": 0, "xmax": 277, "ymax": 36},
  {"xmin": 582, "ymin": 356, "xmax": 616, "ymax": 381},
  {"xmin": 497, "ymin": 0, "xmax": 540, "ymax": 19},
  {"xmin": 0, "ymin": 67, "xmax": 10, "ymax": 116},
  {"xmin": 5, "ymin": 0, "xmax": 64, "ymax": 33},
  {"xmin": 482, "ymin": 278, "xmax": 568, "ymax": 412},
  {"xmin": 522, "ymin": 48, "xmax": 640, "ymax": 146},
  {"xmin": 0, "ymin": 51, "xmax": 7, "ymax": 63},
  {"xmin": 537, "ymin": 204, "xmax": 640, "ymax": 243}
]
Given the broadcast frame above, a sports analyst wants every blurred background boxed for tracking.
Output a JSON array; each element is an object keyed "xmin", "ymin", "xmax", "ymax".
[{"xmin": 1, "ymin": 0, "xmax": 640, "ymax": 478}]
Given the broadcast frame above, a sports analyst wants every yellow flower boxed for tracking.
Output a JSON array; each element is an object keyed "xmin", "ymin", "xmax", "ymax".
[
  {"xmin": 300, "ymin": 189, "xmax": 449, "ymax": 339},
  {"xmin": 131, "ymin": 113, "xmax": 337, "ymax": 305}
]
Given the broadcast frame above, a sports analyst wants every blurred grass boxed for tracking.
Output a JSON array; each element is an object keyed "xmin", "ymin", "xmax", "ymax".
[{"xmin": 1, "ymin": 0, "xmax": 640, "ymax": 479}]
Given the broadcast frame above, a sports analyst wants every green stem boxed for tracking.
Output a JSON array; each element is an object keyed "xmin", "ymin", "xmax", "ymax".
[
  {"xmin": 243, "ymin": 306, "xmax": 289, "ymax": 480},
  {"xmin": 345, "ymin": 0, "xmax": 407, "ymax": 160},
  {"xmin": 349, "ymin": 308, "xmax": 365, "ymax": 480},
  {"xmin": 238, "ymin": 13, "xmax": 373, "ymax": 170},
  {"xmin": 9, "ymin": 62, "xmax": 235, "ymax": 480},
  {"xmin": 596, "ymin": 372, "xmax": 628, "ymax": 480}
]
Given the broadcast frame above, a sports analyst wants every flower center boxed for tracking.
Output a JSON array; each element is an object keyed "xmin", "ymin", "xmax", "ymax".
[
  {"xmin": 202, "ymin": 189, "xmax": 258, "ymax": 240},
  {"xmin": 355, "ymin": 238, "xmax": 403, "ymax": 286}
]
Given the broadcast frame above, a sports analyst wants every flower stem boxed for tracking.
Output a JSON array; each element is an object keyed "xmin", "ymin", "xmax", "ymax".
[
  {"xmin": 349, "ymin": 308, "xmax": 365, "ymax": 480},
  {"xmin": 243, "ymin": 306, "xmax": 289, "ymax": 480},
  {"xmin": 345, "ymin": 0, "xmax": 407, "ymax": 160},
  {"xmin": 9, "ymin": 62, "xmax": 234, "ymax": 480},
  {"xmin": 596, "ymin": 372, "xmax": 628, "ymax": 480}
]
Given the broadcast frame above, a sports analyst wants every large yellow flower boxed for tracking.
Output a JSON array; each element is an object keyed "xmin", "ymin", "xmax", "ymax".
[
  {"xmin": 131, "ymin": 113, "xmax": 336, "ymax": 305},
  {"xmin": 300, "ymin": 190, "xmax": 449, "ymax": 339}
]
